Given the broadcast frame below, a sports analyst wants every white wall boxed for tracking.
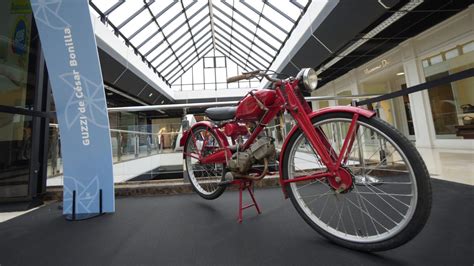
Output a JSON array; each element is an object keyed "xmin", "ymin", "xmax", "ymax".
[{"xmin": 312, "ymin": 5, "xmax": 474, "ymax": 150}]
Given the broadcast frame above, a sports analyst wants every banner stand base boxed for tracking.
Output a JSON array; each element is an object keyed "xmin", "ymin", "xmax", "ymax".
[
  {"xmin": 65, "ymin": 189, "xmax": 104, "ymax": 221},
  {"xmin": 65, "ymin": 213, "xmax": 104, "ymax": 221}
]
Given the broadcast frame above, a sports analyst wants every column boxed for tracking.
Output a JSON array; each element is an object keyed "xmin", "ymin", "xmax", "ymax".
[{"xmin": 401, "ymin": 42, "xmax": 434, "ymax": 148}]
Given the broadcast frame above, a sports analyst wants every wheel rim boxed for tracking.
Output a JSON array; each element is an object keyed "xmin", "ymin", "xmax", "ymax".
[
  {"xmin": 185, "ymin": 128, "xmax": 224, "ymax": 195},
  {"xmin": 287, "ymin": 118, "xmax": 418, "ymax": 243}
]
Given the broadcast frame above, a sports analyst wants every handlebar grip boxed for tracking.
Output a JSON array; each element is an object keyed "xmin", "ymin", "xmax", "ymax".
[
  {"xmin": 227, "ymin": 70, "xmax": 260, "ymax": 83},
  {"xmin": 227, "ymin": 74, "xmax": 248, "ymax": 83}
]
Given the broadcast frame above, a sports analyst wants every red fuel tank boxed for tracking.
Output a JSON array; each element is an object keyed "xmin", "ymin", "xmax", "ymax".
[
  {"xmin": 235, "ymin": 89, "xmax": 276, "ymax": 121},
  {"xmin": 224, "ymin": 122, "xmax": 248, "ymax": 138}
]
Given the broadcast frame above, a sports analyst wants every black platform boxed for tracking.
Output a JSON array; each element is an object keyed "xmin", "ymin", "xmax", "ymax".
[{"xmin": 0, "ymin": 179, "xmax": 472, "ymax": 265}]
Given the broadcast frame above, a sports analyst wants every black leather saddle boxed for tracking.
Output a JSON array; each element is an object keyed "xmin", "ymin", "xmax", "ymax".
[{"xmin": 205, "ymin": 106, "xmax": 237, "ymax": 121}]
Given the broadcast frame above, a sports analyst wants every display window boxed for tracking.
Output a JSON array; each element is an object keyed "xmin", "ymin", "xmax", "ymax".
[
  {"xmin": 422, "ymin": 40, "xmax": 474, "ymax": 139},
  {"xmin": 0, "ymin": 0, "xmax": 34, "ymax": 109}
]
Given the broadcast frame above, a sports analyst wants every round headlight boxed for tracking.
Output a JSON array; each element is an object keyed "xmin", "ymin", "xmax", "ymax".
[{"xmin": 301, "ymin": 68, "xmax": 318, "ymax": 91}]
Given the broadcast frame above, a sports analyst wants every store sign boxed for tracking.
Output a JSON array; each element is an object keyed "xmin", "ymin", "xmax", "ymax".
[
  {"xmin": 364, "ymin": 59, "xmax": 389, "ymax": 75},
  {"xmin": 11, "ymin": 18, "xmax": 28, "ymax": 55},
  {"xmin": 31, "ymin": 0, "xmax": 115, "ymax": 217}
]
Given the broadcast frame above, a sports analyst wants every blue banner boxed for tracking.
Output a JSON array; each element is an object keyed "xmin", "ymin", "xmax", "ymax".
[{"xmin": 31, "ymin": 0, "xmax": 114, "ymax": 216}]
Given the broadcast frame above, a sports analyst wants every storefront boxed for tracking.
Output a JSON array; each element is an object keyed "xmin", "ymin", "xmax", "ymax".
[
  {"xmin": 312, "ymin": 5, "xmax": 474, "ymax": 150},
  {"xmin": 0, "ymin": 0, "xmax": 49, "ymax": 201}
]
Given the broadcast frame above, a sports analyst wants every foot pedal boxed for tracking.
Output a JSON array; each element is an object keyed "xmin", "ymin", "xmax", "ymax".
[
  {"xmin": 218, "ymin": 180, "xmax": 233, "ymax": 187},
  {"xmin": 219, "ymin": 171, "xmax": 235, "ymax": 186}
]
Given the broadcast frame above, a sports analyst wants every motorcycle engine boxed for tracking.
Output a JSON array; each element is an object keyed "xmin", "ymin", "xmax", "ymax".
[{"xmin": 228, "ymin": 136, "xmax": 276, "ymax": 175}]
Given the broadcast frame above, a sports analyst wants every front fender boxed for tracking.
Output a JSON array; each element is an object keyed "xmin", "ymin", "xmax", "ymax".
[
  {"xmin": 179, "ymin": 121, "xmax": 229, "ymax": 148},
  {"xmin": 278, "ymin": 106, "xmax": 375, "ymax": 198}
]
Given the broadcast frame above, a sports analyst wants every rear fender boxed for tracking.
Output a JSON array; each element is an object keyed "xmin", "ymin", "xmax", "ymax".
[
  {"xmin": 180, "ymin": 121, "xmax": 229, "ymax": 156},
  {"xmin": 278, "ymin": 106, "xmax": 375, "ymax": 198}
]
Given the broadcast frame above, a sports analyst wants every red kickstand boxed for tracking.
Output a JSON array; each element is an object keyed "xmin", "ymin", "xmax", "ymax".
[{"xmin": 234, "ymin": 179, "xmax": 261, "ymax": 223}]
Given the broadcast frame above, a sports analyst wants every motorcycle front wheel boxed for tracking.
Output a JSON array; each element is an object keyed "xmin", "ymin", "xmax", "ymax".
[{"xmin": 281, "ymin": 112, "xmax": 432, "ymax": 251}]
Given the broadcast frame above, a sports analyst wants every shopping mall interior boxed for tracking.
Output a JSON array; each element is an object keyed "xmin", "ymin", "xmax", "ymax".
[{"xmin": 0, "ymin": 0, "xmax": 473, "ymax": 265}]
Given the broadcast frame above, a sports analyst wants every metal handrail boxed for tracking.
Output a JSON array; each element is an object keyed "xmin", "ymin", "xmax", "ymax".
[{"xmin": 107, "ymin": 94, "xmax": 381, "ymax": 113}]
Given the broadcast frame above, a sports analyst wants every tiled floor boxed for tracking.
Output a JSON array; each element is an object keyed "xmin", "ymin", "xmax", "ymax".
[
  {"xmin": 417, "ymin": 147, "xmax": 474, "ymax": 186},
  {"xmin": 0, "ymin": 206, "xmax": 43, "ymax": 223}
]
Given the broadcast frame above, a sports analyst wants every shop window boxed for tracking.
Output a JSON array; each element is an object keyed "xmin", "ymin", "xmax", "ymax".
[
  {"xmin": 445, "ymin": 48, "xmax": 459, "ymax": 60},
  {"xmin": 422, "ymin": 40, "xmax": 474, "ymax": 139},
  {"xmin": 422, "ymin": 59, "xmax": 430, "ymax": 68},
  {"xmin": 0, "ymin": 2, "xmax": 35, "ymax": 109},
  {"xmin": 0, "ymin": 113, "xmax": 32, "ymax": 198},
  {"xmin": 462, "ymin": 41, "xmax": 474, "ymax": 53},
  {"xmin": 429, "ymin": 54, "xmax": 443, "ymax": 65}
]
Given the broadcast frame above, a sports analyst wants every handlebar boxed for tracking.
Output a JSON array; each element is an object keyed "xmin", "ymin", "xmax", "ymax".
[
  {"xmin": 226, "ymin": 74, "xmax": 248, "ymax": 83},
  {"xmin": 226, "ymin": 70, "xmax": 259, "ymax": 83},
  {"xmin": 226, "ymin": 70, "xmax": 281, "ymax": 84}
]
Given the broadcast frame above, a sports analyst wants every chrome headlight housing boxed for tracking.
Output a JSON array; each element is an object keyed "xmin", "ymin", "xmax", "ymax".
[{"xmin": 297, "ymin": 68, "xmax": 318, "ymax": 92}]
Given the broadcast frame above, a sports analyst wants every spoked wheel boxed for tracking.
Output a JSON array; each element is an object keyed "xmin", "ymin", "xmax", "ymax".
[
  {"xmin": 282, "ymin": 112, "xmax": 432, "ymax": 251},
  {"xmin": 184, "ymin": 125, "xmax": 226, "ymax": 200}
]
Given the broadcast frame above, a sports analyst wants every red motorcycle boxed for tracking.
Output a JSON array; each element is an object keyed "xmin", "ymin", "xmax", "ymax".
[{"xmin": 180, "ymin": 69, "xmax": 431, "ymax": 251}]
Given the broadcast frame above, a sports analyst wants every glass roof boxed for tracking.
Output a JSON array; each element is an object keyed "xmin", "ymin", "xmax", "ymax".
[{"xmin": 89, "ymin": 0, "xmax": 311, "ymax": 89}]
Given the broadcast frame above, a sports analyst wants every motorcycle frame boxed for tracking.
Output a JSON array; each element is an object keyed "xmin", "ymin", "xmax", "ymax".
[{"xmin": 183, "ymin": 79, "xmax": 375, "ymax": 197}]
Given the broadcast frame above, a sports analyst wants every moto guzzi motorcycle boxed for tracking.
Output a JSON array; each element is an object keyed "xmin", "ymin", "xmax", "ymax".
[{"xmin": 179, "ymin": 68, "xmax": 432, "ymax": 251}]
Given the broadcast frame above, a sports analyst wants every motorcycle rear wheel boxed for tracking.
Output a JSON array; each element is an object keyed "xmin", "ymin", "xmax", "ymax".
[
  {"xmin": 184, "ymin": 125, "xmax": 226, "ymax": 200},
  {"xmin": 282, "ymin": 112, "xmax": 432, "ymax": 251}
]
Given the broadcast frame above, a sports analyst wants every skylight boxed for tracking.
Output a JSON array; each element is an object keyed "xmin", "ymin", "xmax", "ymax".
[{"xmin": 90, "ymin": 0, "xmax": 310, "ymax": 90}]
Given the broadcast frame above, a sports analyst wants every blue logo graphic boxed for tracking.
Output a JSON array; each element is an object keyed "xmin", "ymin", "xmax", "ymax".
[
  {"xmin": 31, "ymin": 0, "xmax": 115, "ymax": 216},
  {"xmin": 12, "ymin": 19, "xmax": 27, "ymax": 55}
]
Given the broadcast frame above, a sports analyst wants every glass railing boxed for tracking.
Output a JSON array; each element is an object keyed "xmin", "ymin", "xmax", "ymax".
[
  {"xmin": 46, "ymin": 123, "xmax": 185, "ymax": 186},
  {"xmin": 47, "ymin": 95, "xmax": 381, "ymax": 187}
]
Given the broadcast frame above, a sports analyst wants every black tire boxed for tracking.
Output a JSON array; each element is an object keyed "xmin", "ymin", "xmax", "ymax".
[
  {"xmin": 282, "ymin": 112, "xmax": 432, "ymax": 251},
  {"xmin": 184, "ymin": 125, "xmax": 226, "ymax": 200}
]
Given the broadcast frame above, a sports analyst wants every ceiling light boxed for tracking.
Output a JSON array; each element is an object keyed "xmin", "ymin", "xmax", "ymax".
[
  {"xmin": 148, "ymin": 93, "xmax": 153, "ymax": 97},
  {"xmin": 106, "ymin": 92, "xmax": 113, "ymax": 96},
  {"xmin": 396, "ymin": 72, "xmax": 405, "ymax": 76}
]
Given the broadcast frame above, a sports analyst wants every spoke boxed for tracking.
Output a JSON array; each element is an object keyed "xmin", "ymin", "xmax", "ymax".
[
  {"xmin": 345, "ymin": 194, "xmax": 389, "ymax": 232},
  {"xmin": 295, "ymin": 179, "xmax": 324, "ymax": 191},
  {"xmin": 364, "ymin": 181, "xmax": 411, "ymax": 208},
  {"xmin": 196, "ymin": 164, "xmax": 219, "ymax": 192},
  {"xmin": 298, "ymin": 189, "xmax": 334, "ymax": 199},
  {"xmin": 354, "ymin": 185, "xmax": 380, "ymax": 235},
  {"xmin": 327, "ymin": 195, "xmax": 342, "ymax": 228},
  {"xmin": 318, "ymin": 193, "xmax": 331, "ymax": 219},
  {"xmin": 376, "ymin": 181, "xmax": 412, "ymax": 185},
  {"xmin": 350, "ymin": 166, "xmax": 409, "ymax": 173},
  {"xmin": 360, "ymin": 184, "xmax": 409, "ymax": 218},
  {"xmin": 364, "ymin": 144, "xmax": 398, "ymax": 177},
  {"xmin": 336, "ymin": 197, "xmax": 348, "ymax": 234},
  {"xmin": 358, "ymin": 131, "xmax": 386, "ymax": 166},
  {"xmin": 344, "ymin": 196, "xmax": 360, "ymax": 237},
  {"xmin": 300, "ymin": 190, "xmax": 335, "ymax": 209},
  {"xmin": 356, "ymin": 191, "xmax": 413, "ymax": 197},
  {"xmin": 293, "ymin": 155, "xmax": 326, "ymax": 166},
  {"xmin": 293, "ymin": 165, "xmax": 332, "ymax": 190},
  {"xmin": 354, "ymin": 188, "xmax": 400, "ymax": 226}
]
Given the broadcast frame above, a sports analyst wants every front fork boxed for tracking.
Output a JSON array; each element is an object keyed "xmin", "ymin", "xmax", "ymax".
[{"xmin": 282, "ymin": 89, "xmax": 359, "ymax": 193}]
